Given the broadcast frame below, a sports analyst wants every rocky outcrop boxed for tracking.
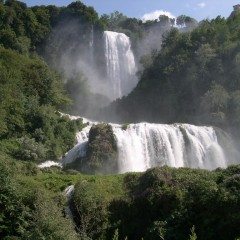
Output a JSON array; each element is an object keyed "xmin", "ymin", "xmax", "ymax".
[
  {"xmin": 63, "ymin": 123, "xmax": 118, "ymax": 174},
  {"xmin": 85, "ymin": 124, "xmax": 118, "ymax": 174}
]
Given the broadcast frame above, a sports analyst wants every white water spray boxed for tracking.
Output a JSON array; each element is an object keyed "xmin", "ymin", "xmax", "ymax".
[
  {"xmin": 103, "ymin": 31, "xmax": 138, "ymax": 100},
  {"xmin": 113, "ymin": 123, "xmax": 227, "ymax": 173},
  {"xmin": 62, "ymin": 119, "xmax": 233, "ymax": 173}
]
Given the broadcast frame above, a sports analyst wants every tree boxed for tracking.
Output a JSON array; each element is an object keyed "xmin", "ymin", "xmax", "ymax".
[
  {"xmin": 200, "ymin": 84, "xmax": 230, "ymax": 124},
  {"xmin": 67, "ymin": 1, "xmax": 99, "ymax": 23},
  {"xmin": 24, "ymin": 190, "xmax": 78, "ymax": 240},
  {"xmin": 158, "ymin": 15, "xmax": 171, "ymax": 26},
  {"xmin": 177, "ymin": 15, "xmax": 198, "ymax": 29},
  {"xmin": 0, "ymin": 161, "xmax": 29, "ymax": 238},
  {"xmin": 201, "ymin": 84, "xmax": 229, "ymax": 113},
  {"xmin": 100, "ymin": 11, "xmax": 127, "ymax": 30},
  {"xmin": 0, "ymin": 27, "xmax": 18, "ymax": 49},
  {"xmin": 229, "ymin": 90, "xmax": 240, "ymax": 127}
]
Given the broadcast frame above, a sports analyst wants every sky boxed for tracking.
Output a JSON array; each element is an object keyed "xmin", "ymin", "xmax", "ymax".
[{"xmin": 23, "ymin": 0, "xmax": 240, "ymax": 21}]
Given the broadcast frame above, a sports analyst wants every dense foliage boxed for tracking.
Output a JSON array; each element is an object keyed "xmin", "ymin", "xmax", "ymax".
[
  {"xmin": 0, "ymin": 0, "xmax": 102, "ymax": 53},
  {"xmin": 2, "ymin": 155, "xmax": 240, "ymax": 240},
  {"xmin": 0, "ymin": 1, "xmax": 110, "ymax": 237},
  {"xmin": 0, "ymin": 46, "xmax": 84, "ymax": 160},
  {"xmin": 0, "ymin": 0, "xmax": 108, "ymax": 116},
  {"xmin": 0, "ymin": 0, "xmax": 89, "ymax": 160},
  {"xmin": 1, "ymin": 1, "xmax": 240, "ymax": 239},
  {"xmin": 72, "ymin": 165, "xmax": 240, "ymax": 240},
  {"xmin": 0, "ymin": 156, "xmax": 79, "ymax": 239},
  {"xmin": 0, "ymin": 2, "xmax": 90, "ymax": 237}
]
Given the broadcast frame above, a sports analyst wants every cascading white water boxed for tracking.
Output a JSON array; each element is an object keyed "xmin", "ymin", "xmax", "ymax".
[
  {"xmin": 62, "ymin": 116, "xmax": 96, "ymax": 165},
  {"xmin": 103, "ymin": 31, "xmax": 138, "ymax": 100},
  {"xmin": 62, "ymin": 119, "xmax": 235, "ymax": 173},
  {"xmin": 89, "ymin": 25, "xmax": 94, "ymax": 64},
  {"xmin": 113, "ymin": 123, "xmax": 227, "ymax": 173}
]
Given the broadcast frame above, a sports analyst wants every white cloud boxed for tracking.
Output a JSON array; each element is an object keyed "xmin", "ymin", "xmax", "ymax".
[
  {"xmin": 197, "ymin": 2, "xmax": 206, "ymax": 8},
  {"xmin": 142, "ymin": 10, "xmax": 175, "ymax": 22}
]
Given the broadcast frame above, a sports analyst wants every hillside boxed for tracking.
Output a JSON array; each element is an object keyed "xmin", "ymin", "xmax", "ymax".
[
  {"xmin": 0, "ymin": 1, "xmax": 240, "ymax": 239},
  {"xmin": 105, "ymin": 10, "xmax": 240, "ymax": 146}
]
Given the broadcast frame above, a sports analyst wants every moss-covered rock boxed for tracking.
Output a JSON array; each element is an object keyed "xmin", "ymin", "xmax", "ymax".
[
  {"xmin": 121, "ymin": 123, "xmax": 130, "ymax": 131},
  {"xmin": 85, "ymin": 123, "xmax": 118, "ymax": 174}
]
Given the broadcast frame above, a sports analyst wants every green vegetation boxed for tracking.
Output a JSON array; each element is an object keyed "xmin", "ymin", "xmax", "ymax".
[
  {"xmin": 4, "ymin": 154, "xmax": 240, "ymax": 240},
  {"xmin": 121, "ymin": 123, "xmax": 129, "ymax": 130},
  {"xmin": 0, "ymin": 0, "xmax": 101, "ymax": 53},
  {"xmin": 70, "ymin": 165, "xmax": 240, "ymax": 240},
  {"xmin": 1, "ymin": 1, "xmax": 240, "ymax": 239},
  {"xmin": 0, "ymin": 2, "xmax": 89, "ymax": 237},
  {"xmin": 0, "ymin": 156, "xmax": 79, "ymax": 239},
  {"xmin": 0, "ymin": 155, "xmax": 125, "ymax": 239},
  {"xmin": 0, "ymin": 0, "xmax": 92, "ymax": 160},
  {"xmin": 0, "ymin": 0, "xmax": 108, "ymax": 117},
  {"xmin": 6, "ymin": 157, "xmax": 239, "ymax": 240},
  {"xmin": 72, "ymin": 174, "xmax": 125, "ymax": 239},
  {"xmin": 0, "ymin": 46, "xmax": 85, "ymax": 160}
]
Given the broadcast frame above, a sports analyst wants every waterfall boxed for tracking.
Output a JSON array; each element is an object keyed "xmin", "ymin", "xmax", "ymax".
[
  {"xmin": 90, "ymin": 25, "xmax": 94, "ymax": 48},
  {"xmin": 113, "ymin": 123, "xmax": 227, "ymax": 173},
  {"xmin": 62, "ymin": 119, "xmax": 238, "ymax": 173},
  {"xmin": 103, "ymin": 31, "xmax": 138, "ymax": 100},
  {"xmin": 89, "ymin": 25, "xmax": 94, "ymax": 65}
]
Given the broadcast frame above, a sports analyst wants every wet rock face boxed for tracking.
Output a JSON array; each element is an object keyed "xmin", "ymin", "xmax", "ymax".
[{"xmin": 86, "ymin": 124, "xmax": 118, "ymax": 174}]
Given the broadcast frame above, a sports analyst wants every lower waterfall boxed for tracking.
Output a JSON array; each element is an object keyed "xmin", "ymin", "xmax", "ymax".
[
  {"xmin": 114, "ymin": 123, "xmax": 227, "ymax": 172},
  {"xmin": 62, "ymin": 118, "xmax": 237, "ymax": 173}
]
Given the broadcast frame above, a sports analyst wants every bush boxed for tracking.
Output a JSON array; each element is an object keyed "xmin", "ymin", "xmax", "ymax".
[
  {"xmin": 15, "ymin": 136, "xmax": 47, "ymax": 162},
  {"xmin": 0, "ymin": 161, "xmax": 30, "ymax": 238},
  {"xmin": 23, "ymin": 190, "xmax": 79, "ymax": 240},
  {"xmin": 72, "ymin": 165, "xmax": 240, "ymax": 240},
  {"xmin": 73, "ymin": 180, "xmax": 109, "ymax": 239}
]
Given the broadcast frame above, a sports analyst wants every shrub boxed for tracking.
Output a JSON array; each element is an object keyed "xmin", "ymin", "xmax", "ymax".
[
  {"xmin": 23, "ymin": 190, "xmax": 79, "ymax": 240},
  {"xmin": 15, "ymin": 136, "xmax": 46, "ymax": 162}
]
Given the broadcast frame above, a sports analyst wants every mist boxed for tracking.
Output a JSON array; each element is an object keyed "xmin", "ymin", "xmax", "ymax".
[
  {"xmin": 42, "ymin": 12, "xmax": 199, "ymax": 122},
  {"xmin": 43, "ymin": 18, "xmax": 112, "ymax": 117}
]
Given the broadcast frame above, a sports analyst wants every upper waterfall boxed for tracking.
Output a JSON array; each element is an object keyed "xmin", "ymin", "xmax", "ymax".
[{"xmin": 103, "ymin": 31, "xmax": 138, "ymax": 100}]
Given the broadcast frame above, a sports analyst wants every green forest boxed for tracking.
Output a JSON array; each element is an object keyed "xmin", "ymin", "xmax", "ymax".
[{"xmin": 0, "ymin": 0, "xmax": 240, "ymax": 239}]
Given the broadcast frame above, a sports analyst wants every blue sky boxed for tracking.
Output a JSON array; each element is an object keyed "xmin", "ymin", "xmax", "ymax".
[{"xmin": 23, "ymin": 0, "xmax": 240, "ymax": 21}]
